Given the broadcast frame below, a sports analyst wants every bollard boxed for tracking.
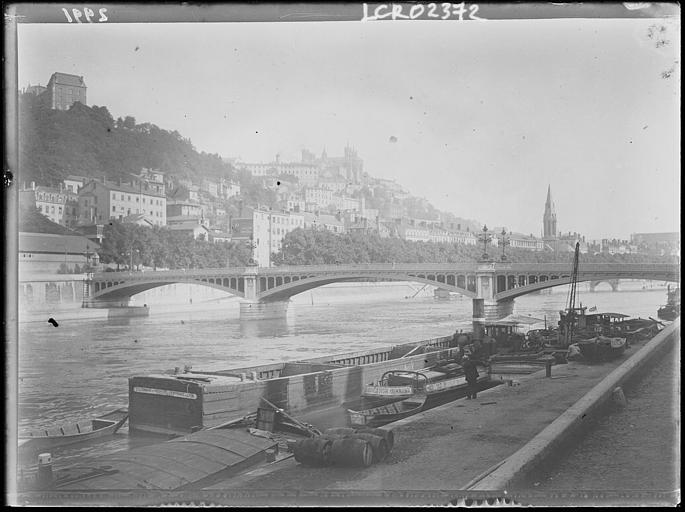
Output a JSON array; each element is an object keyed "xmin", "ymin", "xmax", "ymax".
[
  {"xmin": 36, "ymin": 452, "xmax": 53, "ymax": 489},
  {"xmin": 612, "ymin": 386, "xmax": 627, "ymax": 408},
  {"xmin": 265, "ymin": 448, "xmax": 276, "ymax": 462},
  {"xmin": 546, "ymin": 360, "xmax": 552, "ymax": 378}
]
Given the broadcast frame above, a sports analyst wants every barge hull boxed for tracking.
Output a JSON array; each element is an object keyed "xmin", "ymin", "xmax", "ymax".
[{"xmin": 129, "ymin": 335, "xmax": 458, "ymax": 435}]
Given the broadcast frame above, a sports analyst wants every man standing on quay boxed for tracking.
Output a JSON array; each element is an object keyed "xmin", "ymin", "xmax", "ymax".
[{"xmin": 462, "ymin": 355, "xmax": 479, "ymax": 400}]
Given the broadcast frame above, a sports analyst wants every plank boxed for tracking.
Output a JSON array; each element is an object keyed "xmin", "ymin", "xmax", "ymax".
[
  {"xmin": 202, "ymin": 400, "xmax": 241, "ymax": 414},
  {"xmin": 102, "ymin": 460, "xmax": 187, "ymax": 489},
  {"xmin": 61, "ymin": 424, "xmax": 79, "ymax": 436},
  {"xmin": 132, "ymin": 445, "xmax": 226, "ymax": 474},
  {"xmin": 147, "ymin": 442, "xmax": 240, "ymax": 469}
]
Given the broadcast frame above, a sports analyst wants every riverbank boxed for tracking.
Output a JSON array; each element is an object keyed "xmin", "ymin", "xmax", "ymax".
[{"xmin": 201, "ymin": 320, "xmax": 678, "ymax": 507}]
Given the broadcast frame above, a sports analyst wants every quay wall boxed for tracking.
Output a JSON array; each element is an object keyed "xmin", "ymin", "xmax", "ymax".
[{"xmin": 468, "ymin": 318, "xmax": 680, "ymax": 491}]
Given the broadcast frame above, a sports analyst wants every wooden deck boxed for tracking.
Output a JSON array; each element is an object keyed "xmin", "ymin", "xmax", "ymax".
[{"xmin": 56, "ymin": 429, "xmax": 277, "ymax": 491}]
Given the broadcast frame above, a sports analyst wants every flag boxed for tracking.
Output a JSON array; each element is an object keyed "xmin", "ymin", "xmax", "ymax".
[{"xmin": 589, "ymin": 306, "xmax": 597, "ymax": 312}]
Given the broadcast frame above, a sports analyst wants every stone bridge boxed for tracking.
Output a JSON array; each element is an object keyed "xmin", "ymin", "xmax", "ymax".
[{"xmin": 83, "ymin": 262, "xmax": 680, "ymax": 321}]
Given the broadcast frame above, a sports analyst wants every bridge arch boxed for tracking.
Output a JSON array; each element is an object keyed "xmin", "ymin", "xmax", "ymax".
[
  {"xmin": 495, "ymin": 271, "xmax": 679, "ymax": 301},
  {"xmin": 256, "ymin": 272, "xmax": 478, "ymax": 302},
  {"xmin": 89, "ymin": 278, "xmax": 245, "ymax": 302}
]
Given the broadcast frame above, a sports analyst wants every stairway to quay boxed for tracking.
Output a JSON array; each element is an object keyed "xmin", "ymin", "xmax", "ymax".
[{"xmin": 203, "ymin": 319, "xmax": 679, "ymax": 507}]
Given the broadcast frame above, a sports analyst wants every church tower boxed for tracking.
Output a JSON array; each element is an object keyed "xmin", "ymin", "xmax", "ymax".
[{"xmin": 543, "ymin": 185, "xmax": 557, "ymax": 238}]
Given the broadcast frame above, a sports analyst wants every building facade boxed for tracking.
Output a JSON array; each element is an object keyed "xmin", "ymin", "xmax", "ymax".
[
  {"xmin": 19, "ymin": 232, "xmax": 100, "ymax": 274},
  {"xmin": 78, "ymin": 179, "xmax": 167, "ymax": 227},
  {"xmin": 21, "ymin": 183, "xmax": 80, "ymax": 228},
  {"xmin": 231, "ymin": 208, "xmax": 305, "ymax": 267},
  {"xmin": 46, "ymin": 72, "xmax": 87, "ymax": 111}
]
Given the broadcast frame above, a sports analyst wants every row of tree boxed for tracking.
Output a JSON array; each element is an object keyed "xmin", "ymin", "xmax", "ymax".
[
  {"xmin": 97, "ymin": 221, "xmax": 253, "ymax": 270},
  {"xmin": 273, "ymin": 228, "xmax": 678, "ymax": 266}
]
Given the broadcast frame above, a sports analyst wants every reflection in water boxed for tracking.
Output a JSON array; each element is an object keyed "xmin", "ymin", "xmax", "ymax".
[{"xmin": 239, "ymin": 317, "xmax": 291, "ymax": 339}]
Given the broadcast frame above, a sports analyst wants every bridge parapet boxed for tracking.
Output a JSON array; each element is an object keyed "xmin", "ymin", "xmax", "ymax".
[{"xmin": 84, "ymin": 262, "xmax": 680, "ymax": 312}]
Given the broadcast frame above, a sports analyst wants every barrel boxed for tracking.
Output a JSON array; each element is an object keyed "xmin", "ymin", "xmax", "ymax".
[
  {"xmin": 292, "ymin": 438, "xmax": 333, "ymax": 467},
  {"xmin": 354, "ymin": 427, "xmax": 394, "ymax": 451},
  {"xmin": 330, "ymin": 438, "xmax": 374, "ymax": 467},
  {"xmin": 349, "ymin": 433, "xmax": 389, "ymax": 462}
]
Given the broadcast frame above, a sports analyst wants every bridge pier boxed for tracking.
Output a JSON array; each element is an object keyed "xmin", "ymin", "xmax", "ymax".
[
  {"xmin": 472, "ymin": 298, "xmax": 515, "ymax": 337},
  {"xmin": 589, "ymin": 279, "xmax": 620, "ymax": 292},
  {"xmin": 83, "ymin": 298, "xmax": 150, "ymax": 318},
  {"xmin": 240, "ymin": 300, "xmax": 290, "ymax": 320}
]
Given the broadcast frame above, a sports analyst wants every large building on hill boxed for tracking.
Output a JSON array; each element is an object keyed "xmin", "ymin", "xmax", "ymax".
[
  {"xmin": 20, "ymin": 182, "xmax": 79, "ymax": 228},
  {"xmin": 230, "ymin": 207, "xmax": 305, "ymax": 267},
  {"xmin": 45, "ymin": 72, "xmax": 87, "ymax": 111},
  {"xmin": 78, "ymin": 178, "xmax": 166, "ymax": 227}
]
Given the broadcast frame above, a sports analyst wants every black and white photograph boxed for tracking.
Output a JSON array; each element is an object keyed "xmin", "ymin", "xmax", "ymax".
[{"xmin": 4, "ymin": 2, "xmax": 680, "ymax": 507}]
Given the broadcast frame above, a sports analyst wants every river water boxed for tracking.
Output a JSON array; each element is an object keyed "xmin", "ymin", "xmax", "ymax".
[{"xmin": 15, "ymin": 280, "xmax": 672, "ymax": 472}]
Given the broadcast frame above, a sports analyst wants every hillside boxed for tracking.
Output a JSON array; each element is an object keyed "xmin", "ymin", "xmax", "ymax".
[
  {"xmin": 19, "ymin": 94, "xmax": 482, "ymax": 228},
  {"xmin": 18, "ymin": 94, "xmax": 234, "ymax": 187}
]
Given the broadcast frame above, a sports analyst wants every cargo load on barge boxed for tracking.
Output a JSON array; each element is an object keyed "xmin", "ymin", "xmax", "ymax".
[{"xmin": 129, "ymin": 335, "xmax": 467, "ymax": 435}]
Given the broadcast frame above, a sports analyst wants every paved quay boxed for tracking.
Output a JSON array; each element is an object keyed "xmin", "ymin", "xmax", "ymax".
[{"xmin": 209, "ymin": 320, "xmax": 679, "ymax": 502}]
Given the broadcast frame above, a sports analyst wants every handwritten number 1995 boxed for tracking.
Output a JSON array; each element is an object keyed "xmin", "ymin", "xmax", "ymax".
[{"xmin": 62, "ymin": 7, "xmax": 108, "ymax": 23}]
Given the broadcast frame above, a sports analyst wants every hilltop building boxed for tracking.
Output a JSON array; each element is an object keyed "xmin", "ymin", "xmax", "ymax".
[
  {"xmin": 78, "ymin": 178, "xmax": 167, "ymax": 227},
  {"xmin": 20, "ymin": 182, "xmax": 79, "ymax": 228},
  {"xmin": 46, "ymin": 72, "xmax": 87, "ymax": 111}
]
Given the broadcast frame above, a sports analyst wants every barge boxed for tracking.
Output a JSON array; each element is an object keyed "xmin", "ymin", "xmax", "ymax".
[{"xmin": 129, "ymin": 334, "xmax": 464, "ymax": 436}]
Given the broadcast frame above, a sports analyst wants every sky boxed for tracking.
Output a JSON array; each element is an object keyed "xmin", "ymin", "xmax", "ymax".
[{"xmin": 15, "ymin": 5, "xmax": 681, "ymax": 241}]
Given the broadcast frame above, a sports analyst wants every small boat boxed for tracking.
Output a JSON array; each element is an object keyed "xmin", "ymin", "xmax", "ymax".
[
  {"xmin": 657, "ymin": 286, "xmax": 680, "ymax": 321},
  {"xmin": 568, "ymin": 336, "xmax": 627, "ymax": 363},
  {"xmin": 19, "ymin": 408, "xmax": 129, "ymax": 451},
  {"xmin": 361, "ymin": 360, "xmax": 489, "ymax": 404},
  {"xmin": 347, "ymin": 395, "xmax": 427, "ymax": 428},
  {"xmin": 657, "ymin": 304, "xmax": 680, "ymax": 321}
]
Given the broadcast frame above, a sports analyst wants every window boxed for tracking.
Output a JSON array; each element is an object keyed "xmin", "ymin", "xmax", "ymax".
[
  {"xmin": 51, "ymin": 206, "xmax": 55, "ymax": 213},
  {"xmin": 121, "ymin": 194, "xmax": 124, "ymax": 200},
  {"xmin": 112, "ymin": 206, "xmax": 116, "ymax": 212},
  {"xmin": 128, "ymin": 195, "xmax": 131, "ymax": 201},
  {"xmin": 136, "ymin": 197, "xmax": 139, "ymax": 202}
]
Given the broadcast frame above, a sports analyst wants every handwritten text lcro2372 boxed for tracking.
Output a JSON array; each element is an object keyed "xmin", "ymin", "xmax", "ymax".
[{"xmin": 362, "ymin": 3, "xmax": 484, "ymax": 21}]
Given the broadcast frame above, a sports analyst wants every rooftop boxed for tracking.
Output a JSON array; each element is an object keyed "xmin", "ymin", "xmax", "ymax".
[
  {"xmin": 49, "ymin": 72, "xmax": 86, "ymax": 87},
  {"xmin": 19, "ymin": 232, "xmax": 100, "ymax": 254},
  {"xmin": 84, "ymin": 179, "xmax": 166, "ymax": 198}
]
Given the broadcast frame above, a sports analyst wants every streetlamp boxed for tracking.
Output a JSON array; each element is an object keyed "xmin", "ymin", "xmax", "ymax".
[
  {"xmin": 85, "ymin": 243, "xmax": 91, "ymax": 270},
  {"xmin": 499, "ymin": 229, "xmax": 509, "ymax": 262},
  {"xmin": 246, "ymin": 238, "xmax": 258, "ymax": 266},
  {"xmin": 478, "ymin": 225, "xmax": 492, "ymax": 261}
]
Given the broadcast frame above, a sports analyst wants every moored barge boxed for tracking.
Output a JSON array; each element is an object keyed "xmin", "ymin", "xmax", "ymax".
[{"xmin": 129, "ymin": 335, "xmax": 463, "ymax": 435}]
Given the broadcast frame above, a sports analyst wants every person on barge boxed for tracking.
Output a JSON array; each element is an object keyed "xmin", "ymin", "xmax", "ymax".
[{"xmin": 462, "ymin": 355, "xmax": 479, "ymax": 400}]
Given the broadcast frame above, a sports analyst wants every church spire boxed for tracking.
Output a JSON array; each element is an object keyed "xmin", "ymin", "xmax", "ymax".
[
  {"xmin": 543, "ymin": 185, "xmax": 557, "ymax": 238},
  {"xmin": 545, "ymin": 184, "xmax": 555, "ymax": 214}
]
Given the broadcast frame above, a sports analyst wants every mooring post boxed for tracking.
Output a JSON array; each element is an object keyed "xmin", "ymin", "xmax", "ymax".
[
  {"xmin": 612, "ymin": 386, "xmax": 627, "ymax": 408},
  {"xmin": 36, "ymin": 452, "xmax": 53, "ymax": 489}
]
